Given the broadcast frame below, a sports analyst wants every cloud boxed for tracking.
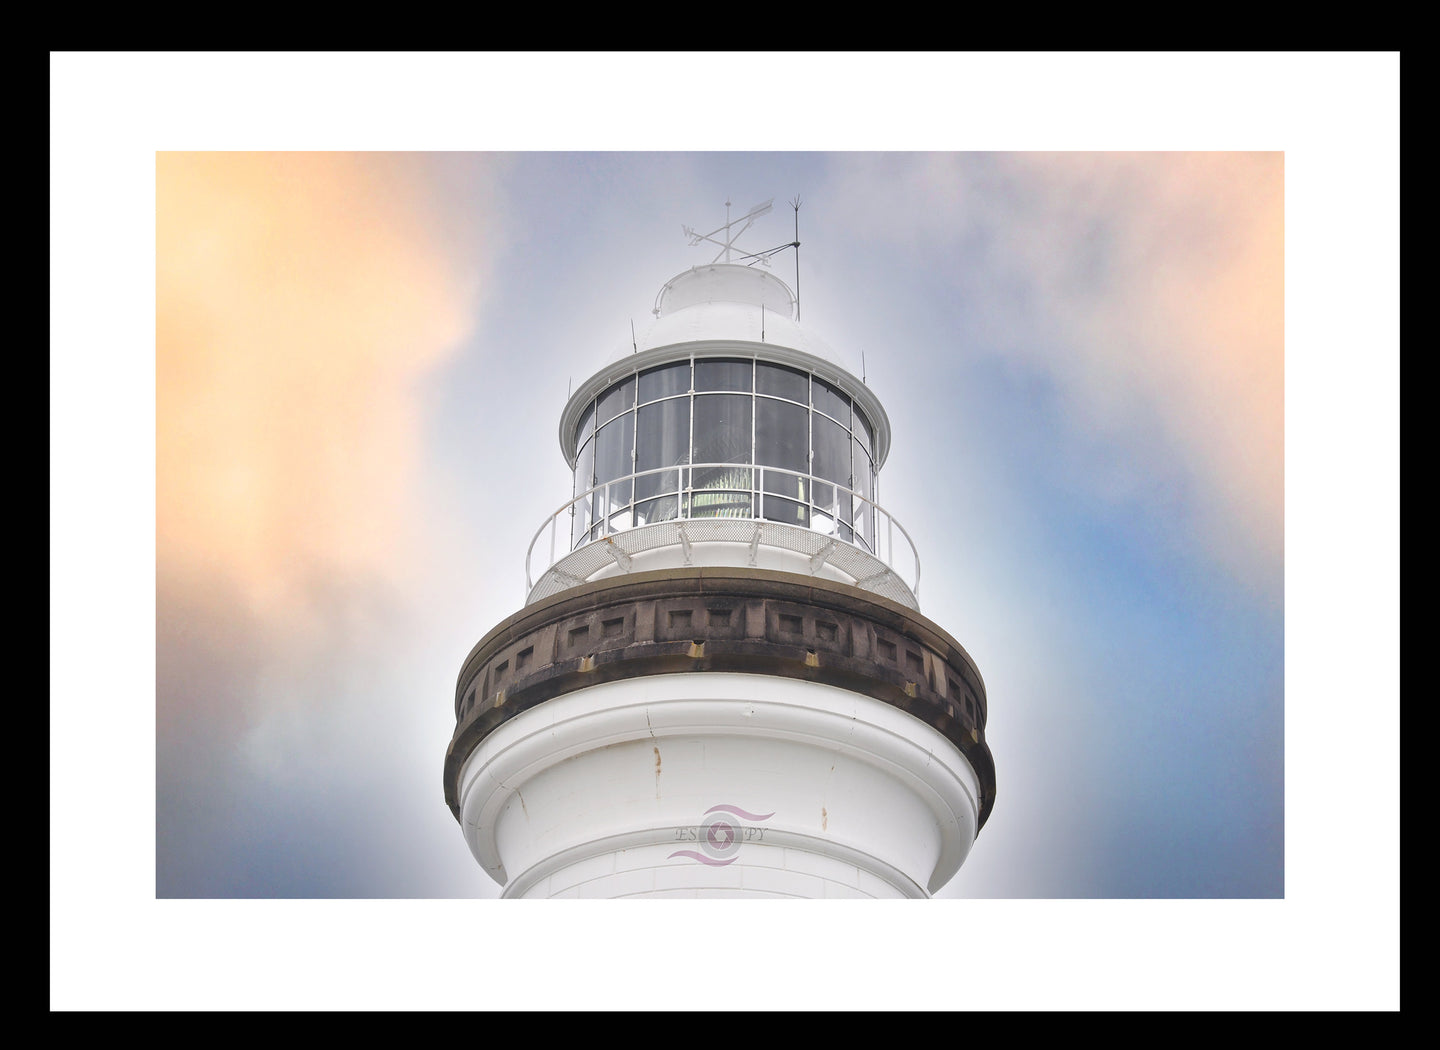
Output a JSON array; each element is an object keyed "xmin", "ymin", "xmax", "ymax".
[
  {"xmin": 156, "ymin": 564, "xmax": 479, "ymax": 896},
  {"xmin": 156, "ymin": 153, "xmax": 500, "ymax": 896},
  {"xmin": 156, "ymin": 152, "xmax": 485, "ymax": 623},
  {"xmin": 825, "ymin": 152, "xmax": 1284, "ymax": 596}
]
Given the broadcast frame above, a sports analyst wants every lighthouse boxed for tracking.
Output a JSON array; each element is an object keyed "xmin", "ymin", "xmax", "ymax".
[{"xmin": 443, "ymin": 203, "xmax": 995, "ymax": 898}]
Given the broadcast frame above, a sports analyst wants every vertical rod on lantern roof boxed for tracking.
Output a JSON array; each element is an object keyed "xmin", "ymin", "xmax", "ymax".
[{"xmin": 791, "ymin": 196, "xmax": 802, "ymax": 322}]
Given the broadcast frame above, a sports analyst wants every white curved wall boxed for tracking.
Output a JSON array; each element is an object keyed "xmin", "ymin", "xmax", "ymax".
[{"xmin": 456, "ymin": 672, "xmax": 982, "ymax": 898}]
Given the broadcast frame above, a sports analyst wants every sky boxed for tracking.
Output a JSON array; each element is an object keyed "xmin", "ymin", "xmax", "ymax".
[{"xmin": 53, "ymin": 54, "xmax": 1397, "ymax": 1010}]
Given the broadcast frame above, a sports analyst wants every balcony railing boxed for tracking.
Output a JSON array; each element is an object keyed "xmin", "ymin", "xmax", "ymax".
[{"xmin": 525, "ymin": 462, "xmax": 920, "ymax": 602}]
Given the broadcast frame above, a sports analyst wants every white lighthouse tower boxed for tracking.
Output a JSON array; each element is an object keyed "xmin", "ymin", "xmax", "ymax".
[{"xmin": 444, "ymin": 203, "xmax": 995, "ymax": 898}]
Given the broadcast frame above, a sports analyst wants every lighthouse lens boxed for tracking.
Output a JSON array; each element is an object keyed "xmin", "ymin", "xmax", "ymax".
[{"xmin": 567, "ymin": 355, "xmax": 880, "ymax": 550}]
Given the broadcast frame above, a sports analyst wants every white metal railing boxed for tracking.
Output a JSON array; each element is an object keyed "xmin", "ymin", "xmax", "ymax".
[{"xmin": 524, "ymin": 462, "xmax": 920, "ymax": 598}]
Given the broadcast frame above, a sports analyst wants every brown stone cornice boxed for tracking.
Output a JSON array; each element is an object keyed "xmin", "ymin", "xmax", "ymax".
[{"xmin": 444, "ymin": 568, "xmax": 995, "ymax": 830}]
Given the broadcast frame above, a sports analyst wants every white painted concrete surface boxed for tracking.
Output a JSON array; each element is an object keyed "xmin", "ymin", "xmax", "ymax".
[{"xmin": 457, "ymin": 672, "xmax": 981, "ymax": 898}]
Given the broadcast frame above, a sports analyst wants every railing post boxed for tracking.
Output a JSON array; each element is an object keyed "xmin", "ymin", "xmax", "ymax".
[{"xmin": 526, "ymin": 464, "xmax": 921, "ymax": 607}]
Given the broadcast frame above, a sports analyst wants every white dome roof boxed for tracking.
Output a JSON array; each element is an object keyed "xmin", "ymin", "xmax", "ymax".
[
  {"xmin": 570, "ymin": 262, "xmax": 888, "ymax": 469},
  {"xmin": 601, "ymin": 264, "xmax": 857, "ymax": 375}
]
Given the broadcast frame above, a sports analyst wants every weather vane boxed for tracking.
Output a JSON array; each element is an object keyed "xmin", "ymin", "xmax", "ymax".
[{"xmin": 682, "ymin": 198, "xmax": 774, "ymax": 264}]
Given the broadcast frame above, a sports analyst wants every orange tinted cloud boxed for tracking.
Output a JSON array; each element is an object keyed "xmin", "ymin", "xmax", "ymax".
[
  {"xmin": 157, "ymin": 153, "xmax": 482, "ymax": 618},
  {"xmin": 833, "ymin": 152, "xmax": 1284, "ymax": 592},
  {"xmin": 1017, "ymin": 153, "xmax": 1283, "ymax": 591}
]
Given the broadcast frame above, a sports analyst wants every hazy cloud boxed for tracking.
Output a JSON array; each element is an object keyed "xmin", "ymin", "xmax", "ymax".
[
  {"xmin": 157, "ymin": 152, "xmax": 487, "ymax": 622},
  {"xmin": 156, "ymin": 153, "xmax": 502, "ymax": 895},
  {"xmin": 826, "ymin": 152, "xmax": 1283, "ymax": 597}
]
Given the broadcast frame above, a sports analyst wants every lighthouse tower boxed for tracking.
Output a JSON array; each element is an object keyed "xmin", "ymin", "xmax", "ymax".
[{"xmin": 444, "ymin": 204, "xmax": 995, "ymax": 898}]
